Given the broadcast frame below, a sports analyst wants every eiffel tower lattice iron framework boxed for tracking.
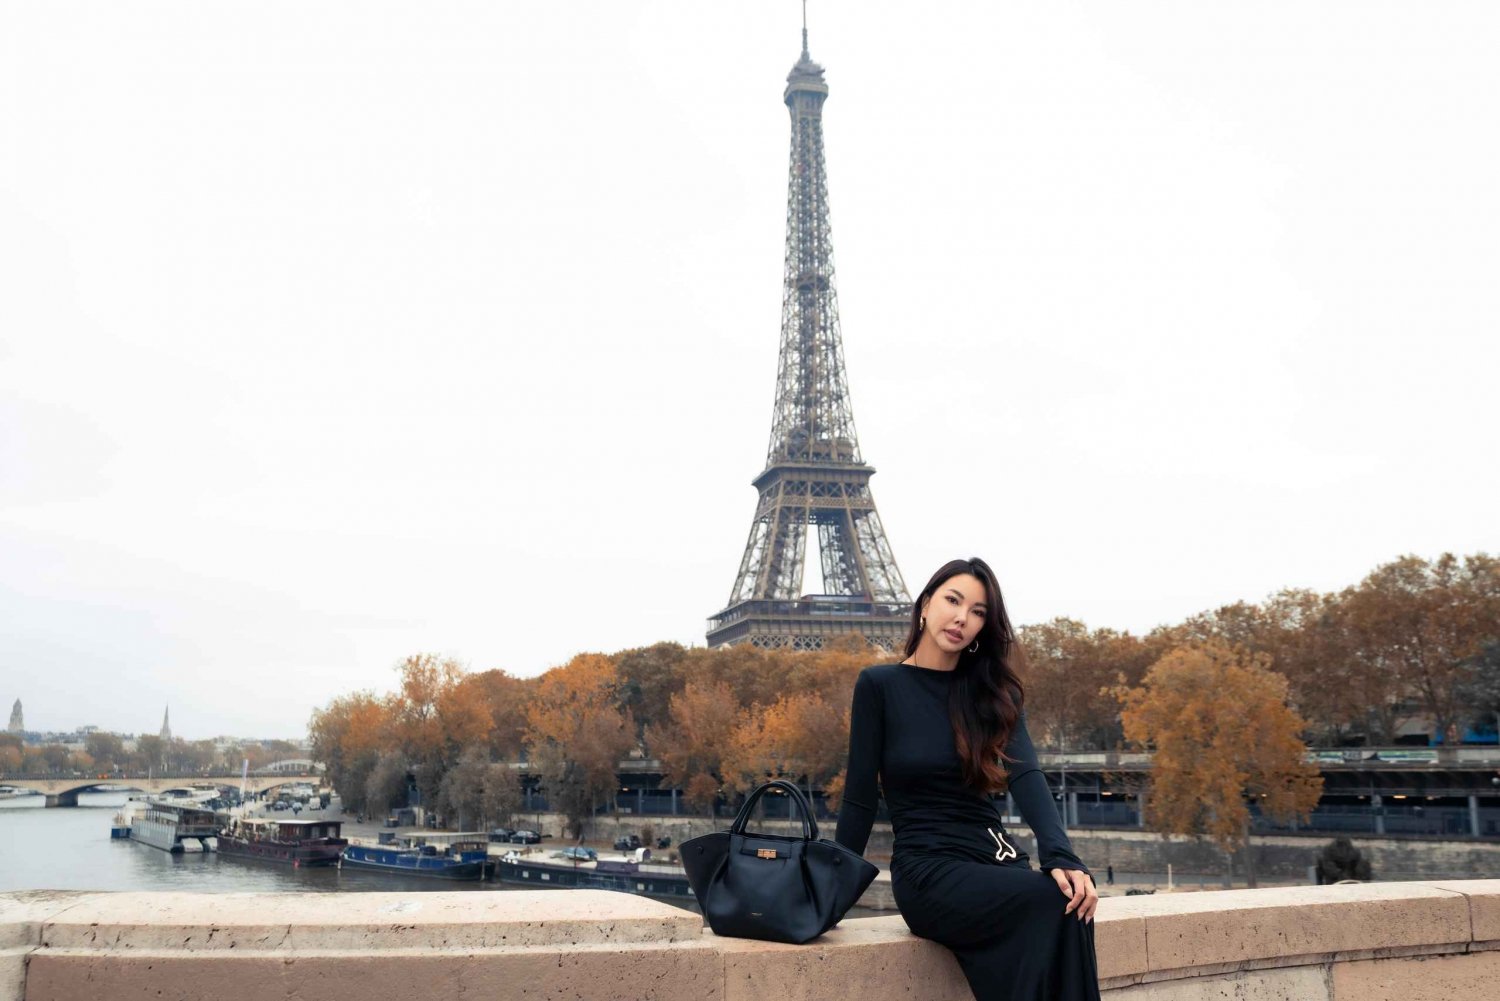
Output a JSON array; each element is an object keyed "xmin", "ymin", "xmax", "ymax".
[{"xmin": 707, "ymin": 27, "xmax": 911, "ymax": 652}]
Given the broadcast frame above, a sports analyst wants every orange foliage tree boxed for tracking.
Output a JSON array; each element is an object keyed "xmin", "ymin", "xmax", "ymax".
[
  {"xmin": 308, "ymin": 690, "xmax": 393, "ymax": 815},
  {"xmin": 524, "ymin": 653, "xmax": 636, "ymax": 839},
  {"xmin": 390, "ymin": 654, "xmax": 491, "ymax": 806},
  {"xmin": 721, "ymin": 691, "xmax": 848, "ymax": 811},
  {"xmin": 1117, "ymin": 640, "xmax": 1323, "ymax": 886},
  {"xmin": 647, "ymin": 679, "xmax": 739, "ymax": 815}
]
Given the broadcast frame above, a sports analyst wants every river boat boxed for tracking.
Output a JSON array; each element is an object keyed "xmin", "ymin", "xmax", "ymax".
[
  {"xmin": 492, "ymin": 849, "xmax": 694, "ymax": 899},
  {"xmin": 217, "ymin": 818, "xmax": 347, "ymax": 867},
  {"xmin": 128, "ymin": 801, "xmax": 221, "ymax": 853},
  {"xmin": 339, "ymin": 839, "xmax": 490, "ymax": 880},
  {"xmin": 110, "ymin": 796, "xmax": 150, "ymax": 839}
]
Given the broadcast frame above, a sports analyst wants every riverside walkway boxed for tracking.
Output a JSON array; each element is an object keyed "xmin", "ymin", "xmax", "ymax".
[{"xmin": 3, "ymin": 879, "xmax": 1496, "ymax": 1000}]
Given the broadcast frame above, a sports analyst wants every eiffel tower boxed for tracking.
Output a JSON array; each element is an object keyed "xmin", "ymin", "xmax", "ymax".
[{"xmin": 707, "ymin": 21, "xmax": 910, "ymax": 651}]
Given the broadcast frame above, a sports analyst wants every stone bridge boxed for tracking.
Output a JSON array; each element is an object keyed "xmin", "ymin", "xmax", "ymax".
[
  {"xmin": 1, "ymin": 880, "xmax": 1495, "ymax": 1000},
  {"xmin": 0, "ymin": 775, "xmax": 320, "ymax": 807}
]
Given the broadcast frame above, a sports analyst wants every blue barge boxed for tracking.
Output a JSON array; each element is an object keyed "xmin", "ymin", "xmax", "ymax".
[{"xmin": 339, "ymin": 841, "xmax": 490, "ymax": 880}]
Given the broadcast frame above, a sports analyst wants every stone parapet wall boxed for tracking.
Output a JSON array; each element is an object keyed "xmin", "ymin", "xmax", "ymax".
[{"xmin": 3, "ymin": 880, "xmax": 1496, "ymax": 1000}]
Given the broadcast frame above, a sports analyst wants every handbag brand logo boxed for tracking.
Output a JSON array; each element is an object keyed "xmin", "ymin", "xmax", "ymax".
[{"xmin": 756, "ymin": 849, "xmax": 778, "ymax": 859}]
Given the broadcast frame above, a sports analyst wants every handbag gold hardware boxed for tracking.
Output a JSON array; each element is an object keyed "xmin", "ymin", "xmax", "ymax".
[{"xmin": 756, "ymin": 849, "xmax": 778, "ymax": 859}]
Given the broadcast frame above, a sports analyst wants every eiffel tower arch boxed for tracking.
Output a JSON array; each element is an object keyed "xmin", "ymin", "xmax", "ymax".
[{"xmin": 707, "ymin": 25, "xmax": 910, "ymax": 652}]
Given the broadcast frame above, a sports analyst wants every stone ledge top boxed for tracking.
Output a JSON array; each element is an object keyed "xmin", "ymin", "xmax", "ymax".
[
  {"xmin": 11, "ymin": 890, "xmax": 702, "ymax": 953},
  {"xmin": 3, "ymin": 880, "xmax": 1497, "ymax": 977}
]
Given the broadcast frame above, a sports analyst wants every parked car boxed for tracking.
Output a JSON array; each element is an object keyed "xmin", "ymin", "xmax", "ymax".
[
  {"xmin": 613, "ymin": 834, "xmax": 642, "ymax": 851},
  {"xmin": 555, "ymin": 846, "xmax": 597, "ymax": 862},
  {"xmin": 271, "ymin": 800, "xmax": 290, "ymax": 811},
  {"xmin": 487, "ymin": 828, "xmax": 515, "ymax": 843},
  {"xmin": 508, "ymin": 829, "xmax": 542, "ymax": 844}
]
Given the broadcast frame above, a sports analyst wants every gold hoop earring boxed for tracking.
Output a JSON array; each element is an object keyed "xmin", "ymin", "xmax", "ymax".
[{"xmin": 968, "ymin": 639, "xmax": 979, "ymax": 654}]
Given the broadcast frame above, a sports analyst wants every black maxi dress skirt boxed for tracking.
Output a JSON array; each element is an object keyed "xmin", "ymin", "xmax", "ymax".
[
  {"xmin": 891, "ymin": 850, "xmax": 1100, "ymax": 1001},
  {"xmin": 835, "ymin": 663, "xmax": 1102, "ymax": 1001}
]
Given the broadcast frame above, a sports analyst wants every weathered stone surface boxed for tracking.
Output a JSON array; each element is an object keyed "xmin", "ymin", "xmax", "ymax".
[
  {"xmin": 1105, "ymin": 964, "xmax": 1331, "ymax": 1000},
  {"xmin": 1429, "ymin": 878, "xmax": 1500, "ymax": 943},
  {"xmin": 25, "ymin": 942, "xmax": 724, "ymax": 1001},
  {"xmin": 0, "ymin": 893, "xmax": 106, "ymax": 1001},
  {"xmin": 5, "ymin": 881, "xmax": 1500, "ymax": 1001},
  {"xmin": 35, "ymin": 889, "xmax": 700, "ymax": 952},
  {"xmin": 714, "ymin": 915, "xmax": 970, "ymax": 1001},
  {"xmin": 0, "ymin": 893, "xmax": 96, "ymax": 952},
  {"xmin": 1331, "ymin": 950, "xmax": 1500, "ymax": 1000},
  {"xmin": 1105, "ymin": 882, "xmax": 1469, "ymax": 971}
]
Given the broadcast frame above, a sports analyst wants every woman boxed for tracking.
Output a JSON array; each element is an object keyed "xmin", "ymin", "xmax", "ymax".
[{"xmin": 834, "ymin": 557, "xmax": 1101, "ymax": 1001}]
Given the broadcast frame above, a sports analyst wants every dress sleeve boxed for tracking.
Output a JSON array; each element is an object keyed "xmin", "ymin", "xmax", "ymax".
[
  {"xmin": 833, "ymin": 669, "xmax": 883, "ymax": 857},
  {"xmin": 1002, "ymin": 710, "xmax": 1091, "ymax": 876}
]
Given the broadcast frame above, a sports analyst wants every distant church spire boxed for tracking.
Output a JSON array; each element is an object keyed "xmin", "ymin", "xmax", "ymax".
[
  {"xmin": 7, "ymin": 699, "xmax": 21, "ymax": 734},
  {"xmin": 159, "ymin": 706, "xmax": 172, "ymax": 743}
]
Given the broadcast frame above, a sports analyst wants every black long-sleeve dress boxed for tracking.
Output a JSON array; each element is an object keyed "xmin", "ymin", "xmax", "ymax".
[{"xmin": 834, "ymin": 663, "xmax": 1101, "ymax": 1001}]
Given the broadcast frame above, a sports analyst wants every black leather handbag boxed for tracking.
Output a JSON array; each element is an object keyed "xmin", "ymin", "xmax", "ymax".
[{"xmin": 679, "ymin": 779, "xmax": 879, "ymax": 944}]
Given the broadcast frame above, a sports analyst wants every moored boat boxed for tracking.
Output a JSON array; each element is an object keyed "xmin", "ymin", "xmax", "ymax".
[
  {"xmin": 217, "ymin": 818, "xmax": 347, "ymax": 867},
  {"xmin": 493, "ymin": 850, "xmax": 694, "ymax": 899},
  {"xmin": 128, "ymin": 801, "xmax": 221, "ymax": 853},
  {"xmin": 339, "ymin": 839, "xmax": 490, "ymax": 880}
]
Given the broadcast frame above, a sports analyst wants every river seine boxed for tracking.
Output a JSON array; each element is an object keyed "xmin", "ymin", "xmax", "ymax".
[
  {"xmin": 0, "ymin": 793, "xmax": 886, "ymax": 919},
  {"xmin": 0, "ymin": 792, "xmax": 500, "ymax": 895}
]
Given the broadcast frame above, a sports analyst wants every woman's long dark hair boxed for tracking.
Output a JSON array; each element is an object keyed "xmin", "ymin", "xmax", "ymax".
[{"xmin": 904, "ymin": 557, "xmax": 1026, "ymax": 793}]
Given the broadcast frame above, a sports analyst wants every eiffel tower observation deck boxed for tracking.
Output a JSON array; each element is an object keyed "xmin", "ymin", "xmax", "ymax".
[{"xmin": 707, "ymin": 21, "xmax": 910, "ymax": 651}]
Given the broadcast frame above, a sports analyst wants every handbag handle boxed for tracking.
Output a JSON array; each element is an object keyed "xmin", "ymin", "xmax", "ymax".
[{"xmin": 729, "ymin": 779, "xmax": 819, "ymax": 841}]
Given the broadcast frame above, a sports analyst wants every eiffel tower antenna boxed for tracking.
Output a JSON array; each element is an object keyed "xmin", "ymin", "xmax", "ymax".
[{"xmin": 707, "ymin": 16, "xmax": 910, "ymax": 651}]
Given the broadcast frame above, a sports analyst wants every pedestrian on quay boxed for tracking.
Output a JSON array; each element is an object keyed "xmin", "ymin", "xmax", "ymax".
[
  {"xmin": 1107, "ymin": 864, "xmax": 1114, "ymax": 886},
  {"xmin": 835, "ymin": 557, "xmax": 1100, "ymax": 1001}
]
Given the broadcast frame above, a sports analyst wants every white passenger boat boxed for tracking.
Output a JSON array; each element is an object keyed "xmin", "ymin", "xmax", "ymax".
[{"xmin": 128, "ymin": 801, "xmax": 221, "ymax": 853}]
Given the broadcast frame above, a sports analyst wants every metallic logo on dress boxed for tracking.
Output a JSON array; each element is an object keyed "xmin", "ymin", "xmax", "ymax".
[{"xmin": 987, "ymin": 826, "xmax": 1017, "ymax": 862}]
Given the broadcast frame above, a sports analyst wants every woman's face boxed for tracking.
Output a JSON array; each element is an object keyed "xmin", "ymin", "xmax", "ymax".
[{"xmin": 920, "ymin": 573, "xmax": 989, "ymax": 653}]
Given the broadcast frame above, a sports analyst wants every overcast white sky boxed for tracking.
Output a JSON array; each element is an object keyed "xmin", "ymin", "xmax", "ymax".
[{"xmin": 3, "ymin": 2, "xmax": 1497, "ymax": 740}]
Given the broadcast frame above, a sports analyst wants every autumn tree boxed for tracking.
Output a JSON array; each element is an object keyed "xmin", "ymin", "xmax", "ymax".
[
  {"xmin": 648, "ymin": 679, "xmax": 739, "ymax": 815},
  {"xmin": 309, "ymin": 691, "xmax": 392, "ymax": 814},
  {"xmin": 1117, "ymin": 640, "xmax": 1323, "ymax": 887},
  {"xmin": 480, "ymin": 760, "xmax": 523, "ymax": 830},
  {"xmin": 459, "ymin": 669, "xmax": 532, "ymax": 761},
  {"xmin": 721, "ymin": 691, "xmax": 848, "ymax": 810},
  {"xmin": 85, "ymin": 733, "xmax": 126, "ymax": 772},
  {"xmin": 1020, "ymin": 618, "xmax": 1147, "ymax": 751},
  {"xmin": 1456, "ymin": 640, "xmax": 1500, "ymax": 739},
  {"xmin": 681, "ymin": 643, "xmax": 792, "ymax": 715},
  {"xmin": 1341, "ymin": 554, "xmax": 1500, "ymax": 743},
  {"xmin": 614, "ymin": 641, "xmax": 690, "ymax": 748},
  {"xmin": 389, "ymin": 654, "xmax": 491, "ymax": 807},
  {"xmin": 438, "ymin": 746, "xmax": 492, "ymax": 829},
  {"xmin": 1252, "ymin": 588, "xmax": 1364, "ymax": 744},
  {"xmin": 524, "ymin": 653, "xmax": 635, "ymax": 839},
  {"xmin": 364, "ymin": 751, "xmax": 409, "ymax": 817},
  {"xmin": 132, "ymin": 735, "xmax": 164, "ymax": 772}
]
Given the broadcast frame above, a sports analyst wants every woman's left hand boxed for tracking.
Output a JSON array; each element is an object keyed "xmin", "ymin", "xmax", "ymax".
[{"xmin": 1049, "ymin": 867, "xmax": 1098, "ymax": 923}]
